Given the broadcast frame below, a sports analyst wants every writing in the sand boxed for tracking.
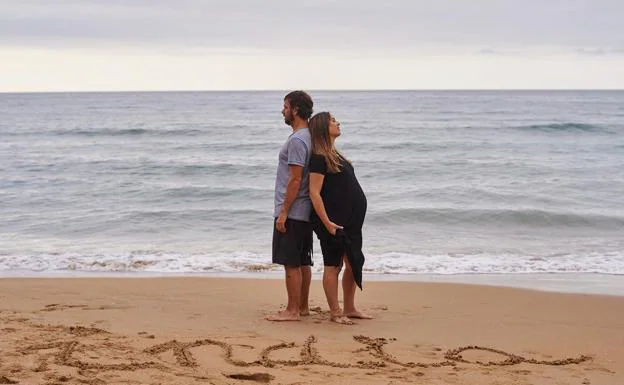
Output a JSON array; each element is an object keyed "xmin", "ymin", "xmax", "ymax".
[{"xmin": 22, "ymin": 333, "xmax": 591, "ymax": 372}]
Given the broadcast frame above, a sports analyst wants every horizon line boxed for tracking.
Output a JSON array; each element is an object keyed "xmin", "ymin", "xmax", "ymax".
[{"xmin": 2, "ymin": 88, "xmax": 624, "ymax": 94}]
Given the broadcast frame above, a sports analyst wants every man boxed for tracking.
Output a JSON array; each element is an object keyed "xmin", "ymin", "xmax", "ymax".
[{"xmin": 266, "ymin": 91, "xmax": 314, "ymax": 322}]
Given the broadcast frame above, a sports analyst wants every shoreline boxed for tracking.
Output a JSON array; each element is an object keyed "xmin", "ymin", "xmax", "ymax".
[
  {"xmin": 1, "ymin": 271, "xmax": 623, "ymax": 296},
  {"xmin": 0, "ymin": 277, "xmax": 622, "ymax": 384}
]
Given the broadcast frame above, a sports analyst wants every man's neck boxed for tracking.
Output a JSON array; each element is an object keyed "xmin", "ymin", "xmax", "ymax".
[{"xmin": 291, "ymin": 119, "xmax": 308, "ymax": 132}]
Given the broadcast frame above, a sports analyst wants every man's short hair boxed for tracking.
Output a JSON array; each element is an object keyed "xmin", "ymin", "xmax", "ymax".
[{"xmin": 284, "ymin": 91, "xmax": 313, "ymax": 120}]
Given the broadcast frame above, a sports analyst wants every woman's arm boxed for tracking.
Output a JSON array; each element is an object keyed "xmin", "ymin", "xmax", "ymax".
[{"xmin": 309, "ymin": 172, "xmax": 343, "ymax": 235}]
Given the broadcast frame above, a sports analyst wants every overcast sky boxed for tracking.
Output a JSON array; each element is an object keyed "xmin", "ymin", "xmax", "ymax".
[{"xmin": 1, "ymin": 0, "xmax": 624, "ymax": 91}]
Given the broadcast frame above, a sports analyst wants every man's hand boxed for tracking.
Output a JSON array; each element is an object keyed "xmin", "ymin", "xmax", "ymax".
[
  {"xmin": 276, "ymin": 212, "xmax": 288, "ymax": 233},
  {"xmin": 326, "ymin": 221, "xmax": 343, "ymax": 236}
]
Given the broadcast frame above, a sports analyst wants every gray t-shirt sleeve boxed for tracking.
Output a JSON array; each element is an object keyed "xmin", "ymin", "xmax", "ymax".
[{"xmin": 287, "ymin": 138, "xmax": 308, "ymax": 167}]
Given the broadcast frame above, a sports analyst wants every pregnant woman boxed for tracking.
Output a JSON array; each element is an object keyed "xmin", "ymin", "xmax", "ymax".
[{"xmin": 308, "ymin": 111, "xmax": 372, "ymax": 325}]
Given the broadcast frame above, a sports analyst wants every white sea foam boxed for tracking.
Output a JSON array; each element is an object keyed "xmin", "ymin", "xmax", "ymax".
[{"xmin": 1, "ymin": 251, "xmax": 622, "ymax": 276}]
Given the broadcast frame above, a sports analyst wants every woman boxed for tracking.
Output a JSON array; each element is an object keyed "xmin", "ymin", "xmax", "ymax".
[{"xmin": 308, "ymin": 112, "xmax": 372, "ymax": 325}]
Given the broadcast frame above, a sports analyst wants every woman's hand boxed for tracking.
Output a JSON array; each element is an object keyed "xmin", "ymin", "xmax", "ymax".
[{"xmin": 326, "ymin": 221, "xmax": 343, "ymax": 236}]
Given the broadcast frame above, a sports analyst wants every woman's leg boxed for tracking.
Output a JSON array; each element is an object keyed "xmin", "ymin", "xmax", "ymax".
[
  {"xmin": 323, "ymin": 262, "xmax": 353, "ymax": 325},
  {"xmin": 323, "ymin": 265, "xmax": 341, "ymax": 315},
  {"xmin": 342, "ymin": 255, "xmax": 373, "ymax": 319}
]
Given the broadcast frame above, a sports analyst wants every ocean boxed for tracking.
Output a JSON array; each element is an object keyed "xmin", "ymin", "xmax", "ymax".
[{"xmin": 1, "ymin": 90, "xmax": 623, "ymax": 291}]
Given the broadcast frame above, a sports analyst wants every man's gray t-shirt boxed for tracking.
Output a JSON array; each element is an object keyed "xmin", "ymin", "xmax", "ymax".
[{"xmin": 274, "ymin": 128, "xmax": 312, "ymax": 221}]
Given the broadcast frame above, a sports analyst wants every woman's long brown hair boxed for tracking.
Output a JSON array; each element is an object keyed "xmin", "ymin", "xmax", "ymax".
[{"xmin": 308, "ymin": 112, "xmax": 343, "ymax": 173}]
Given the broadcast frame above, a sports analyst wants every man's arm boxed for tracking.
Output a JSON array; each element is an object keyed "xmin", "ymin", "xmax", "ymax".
[{"xmin": 275, "ymin": 164, "xmax": 303, "ymax": 233}]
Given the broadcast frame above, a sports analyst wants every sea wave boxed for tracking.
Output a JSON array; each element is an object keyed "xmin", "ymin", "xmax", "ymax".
[
  {"xmin": 4, "ymin": 128, "xmax": 206, "ymax": 137},
  {"xmin": 119, "ymin": 208, "xmax": 268, "ymax": 222},
  {"xmin": 512, "ymin": 122, "xmax": 606, "ymax": 133},
  {"xmin": 369, "ymin": 207, "xmax": 624, "ymax": 229},
  {"xmin": 160, "ymin": 186, "xmax": 272, "ymax": 199}
]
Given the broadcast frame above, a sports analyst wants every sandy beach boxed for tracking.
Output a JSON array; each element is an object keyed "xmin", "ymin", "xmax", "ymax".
[{"xmin": 0, "ymin": 277, "xmax": 622, "ymax": 385}]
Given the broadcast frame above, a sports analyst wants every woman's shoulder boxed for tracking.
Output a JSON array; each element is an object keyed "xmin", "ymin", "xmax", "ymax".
[
  {"xmin": 310, "ymin": 153, "xmax": 328, "ymax": 166},
  {"xmin": 309, "ymin": 153, "xmax": 327, "ymax": 173}
]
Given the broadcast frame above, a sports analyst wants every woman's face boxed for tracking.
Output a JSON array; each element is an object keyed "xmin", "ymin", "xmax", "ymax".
[{"xmin": 328, "ymin": 114, "xmax": 341, "ymax": 139}]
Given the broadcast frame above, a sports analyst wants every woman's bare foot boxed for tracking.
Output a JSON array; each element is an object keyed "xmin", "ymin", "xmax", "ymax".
[
  {"xmin": 299, "ymin": 307, "xmax": 310, "ymax": 316},
  {"xmin": 330, "ymin": 315, "xmax": 355, "ymax": 325},
  {"xmin": 265, "ymin": 310, "xmax": 300, "ymax": 322},
  {"xmin": 344, "ymin": 310, "xmax": 373, "ymax": 319}
]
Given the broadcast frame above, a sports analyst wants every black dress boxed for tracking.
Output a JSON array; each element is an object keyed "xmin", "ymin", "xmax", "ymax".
[{"xmin": 309, "ymin": 153, "xmax": 367, "ymax": 289}]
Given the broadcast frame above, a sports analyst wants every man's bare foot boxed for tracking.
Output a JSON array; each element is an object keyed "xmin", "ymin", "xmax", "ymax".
[
  {"xmin": 300, "ymin": 308, "xmax": 310, "ymax": 316},
  {"xmin": 330, "ymin": 315, "xmax": 355, "ymax": 325},
  {"xmin": 344, "ymin": 310, "xmax": 374, "ymax": 319},
  {"xmin": 265, "ymin": 310, "xmax": 300, "ymax": 322}
]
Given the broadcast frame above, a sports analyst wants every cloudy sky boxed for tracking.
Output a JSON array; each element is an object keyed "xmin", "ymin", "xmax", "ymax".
[{"xmin": 1, "ymin": 0, "xmax": 623, "ymax": 91}]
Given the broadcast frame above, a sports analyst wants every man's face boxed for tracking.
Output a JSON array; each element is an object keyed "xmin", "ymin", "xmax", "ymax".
[{"xmin": 282, "ymin": 99, "xmax": 295, "ymax": 126}]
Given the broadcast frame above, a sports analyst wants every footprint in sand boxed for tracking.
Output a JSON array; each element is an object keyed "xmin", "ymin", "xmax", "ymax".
[
  {"xmin": 225, "ymin": 373, "xmax": 274, "ymax": 383},
  {"xmin": 41, "ymin": 304, "xmax": 88, "ymax": 312},
  {"xmin": 0, "ymin": 376, "xmax": 19, "ymax": 384}
]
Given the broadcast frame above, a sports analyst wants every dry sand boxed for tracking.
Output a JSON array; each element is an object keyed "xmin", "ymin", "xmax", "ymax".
[{"xmin": 0, "ymin": 277, "xmax": 622, "ymax": 384}]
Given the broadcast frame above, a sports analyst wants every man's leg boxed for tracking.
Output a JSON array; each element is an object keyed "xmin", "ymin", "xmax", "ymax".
[
  {"xmin": 299, "ymin": 221, "xmax": 313, "ymax": 316},
  {"xmin": 300, "ymin": 266, "xmax": 312, "ymax": 315},
  {"xmin": 266, "ymin": 265, "xmax": 302, "ymax": 321}
]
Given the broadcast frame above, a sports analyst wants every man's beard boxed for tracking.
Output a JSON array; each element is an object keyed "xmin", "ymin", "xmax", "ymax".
[{"xmin": 284, "ymin": 117, "xmax": 292, "ymax": 126}]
